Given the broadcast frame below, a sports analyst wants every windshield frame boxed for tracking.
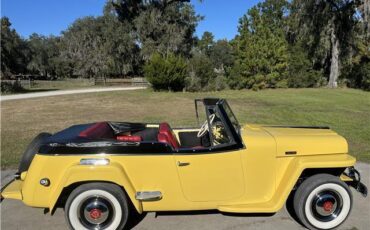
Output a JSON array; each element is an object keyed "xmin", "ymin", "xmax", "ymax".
[
  {"xmin": 219, "ymin": 100, "xmax": 241, "ymax": 136},
  {"xmin": 216, "ymin": 99, "xmax": 243, "ymax": 146},
  {"xmin": 193, "ymin": 98, "xmax": 244, "ymax": 150}
]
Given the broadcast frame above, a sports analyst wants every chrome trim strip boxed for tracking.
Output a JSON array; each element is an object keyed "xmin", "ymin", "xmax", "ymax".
[
  {"xmin": 135, "ymin": 191, "xmax": 162, "ymax": 201},
  {"xmin": 79, "ymin": 158, "xmax": 110, "ymax": 166}
]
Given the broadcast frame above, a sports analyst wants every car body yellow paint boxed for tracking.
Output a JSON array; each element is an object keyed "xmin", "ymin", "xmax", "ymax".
[
  {"xmin": 1, "ymin": 180, "xmax": 23, "ymax": 200},
  {"xmin": 1, "ymin": 124, "xmax": 356, "ymax": 214}
]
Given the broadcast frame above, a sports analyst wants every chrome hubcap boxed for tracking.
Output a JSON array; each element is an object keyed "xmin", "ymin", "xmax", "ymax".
[
  {"xmin": 83, "ymin": 199, "xmax": 109, "ymax": 224},
  {"xmin": 311, "ymin": 190, "xmax": 343, "ymax": 222},
  {"xmin": 78, "ymin": 195, "xmax": 115, "ymax": 229}
]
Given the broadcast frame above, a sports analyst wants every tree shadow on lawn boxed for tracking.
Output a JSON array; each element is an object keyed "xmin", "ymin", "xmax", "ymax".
[{"xmin": 23, "ymin": 88, "xmax": 60, "ymax": 93}]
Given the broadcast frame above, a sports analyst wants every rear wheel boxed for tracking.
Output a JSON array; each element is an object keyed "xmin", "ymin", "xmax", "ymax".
[
  {"xmin": 293, "ymin": 174, "xmax": 352, "ymax": 230},
  {"xmin": 65, "ymin": 183, "xmax": 129, "ymax": 230}
]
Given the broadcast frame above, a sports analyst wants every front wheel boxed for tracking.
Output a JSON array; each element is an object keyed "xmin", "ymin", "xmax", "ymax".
[
  {"xmin": 293, "ymin": 174, "xmax": 352, "ymax": 230},
  {"xmin": 65, "ymin": 183, "xmax": 129, "ymax": 230}
]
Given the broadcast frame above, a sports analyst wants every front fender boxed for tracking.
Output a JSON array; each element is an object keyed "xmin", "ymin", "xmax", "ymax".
[
  {"xmin": 219, "ymin": 154, "xmax": 356, "ymax": 213},
  {"xmin": 273, "ymin": 154, "xmax": 356, "ymax": 211}
]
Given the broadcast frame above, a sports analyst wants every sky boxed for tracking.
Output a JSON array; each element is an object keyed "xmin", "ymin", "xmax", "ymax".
[{"xmin": 1, "ymin": 0, "xmax": 261, "ymax": 40}]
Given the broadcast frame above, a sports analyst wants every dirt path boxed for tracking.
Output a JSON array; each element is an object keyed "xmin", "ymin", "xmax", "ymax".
[
  {"xmin": 1, "ymin": 163, "xmax": 369, "ymax": 230},
  {"xmin": 0, "ymin": 86, "xmax": 147, "ymax": 101}
]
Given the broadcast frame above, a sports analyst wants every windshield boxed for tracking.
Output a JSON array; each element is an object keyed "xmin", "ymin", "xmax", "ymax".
[
  {"xmin": 221, "ymin": 101, "xmax": 241, "ymax": 135},
  {"xmin": 193, "ymin": 98, "xmax": 243, "ymax": 150},
  {"xmin": 207, "ymin": 106, "xmax": 231, "ymax": 146}
]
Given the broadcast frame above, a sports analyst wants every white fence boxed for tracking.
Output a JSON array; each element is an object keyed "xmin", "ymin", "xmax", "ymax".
[{"xmin": 1, "ymin": 78, "xmax": 149, "ymax": 89}]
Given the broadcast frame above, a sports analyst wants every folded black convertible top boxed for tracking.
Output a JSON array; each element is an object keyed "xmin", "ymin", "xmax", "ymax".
[{"xmin": 108, "ymin": 122, "xmax": 146, "ymax": 135}]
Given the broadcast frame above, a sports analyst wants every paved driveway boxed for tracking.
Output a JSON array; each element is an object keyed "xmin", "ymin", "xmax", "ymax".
[
  {"xmin": 0, "ymin": 86, "xmax": 147, "ymax": 101},
  {"xmin": 1, "ymin": 163, "xmax": 369, "ymax": 230}
]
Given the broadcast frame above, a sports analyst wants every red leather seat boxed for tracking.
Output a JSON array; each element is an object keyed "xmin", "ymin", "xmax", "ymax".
[
  {"xmin": 79, "ymin": 122, "xmax": 114, "ymax": 139},
  {"xmin": 158, "ymin": 122, "xmax": 180, "ymax": 149}
]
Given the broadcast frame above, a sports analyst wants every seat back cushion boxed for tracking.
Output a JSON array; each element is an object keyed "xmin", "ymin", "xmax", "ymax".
[
  {"xmin": 158, "ymin": 122, "xmax": 180, "ymax": 149},
  {"xmin": 157, "ymin": 133, "xmax": 170, "ymax": 145},
  {"xmin": 79, "ymin": 122, "xmax": 114, "ymax": 139}
]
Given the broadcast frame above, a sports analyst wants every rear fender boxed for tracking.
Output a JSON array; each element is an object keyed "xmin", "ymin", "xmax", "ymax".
[{"xmin": 49, "ymin": 162, "xmax": 142, "ymax": 213}]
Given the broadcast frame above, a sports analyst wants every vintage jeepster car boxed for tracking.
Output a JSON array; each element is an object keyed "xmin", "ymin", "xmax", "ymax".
[{"xmin": 1, "ymin": 98, "xmax": 367, "ymax": 230}]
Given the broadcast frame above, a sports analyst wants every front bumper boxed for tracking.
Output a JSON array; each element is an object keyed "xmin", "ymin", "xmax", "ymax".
[{"xmin": 344, "ymin": 166, "xmax": 368, "ymax": 197}]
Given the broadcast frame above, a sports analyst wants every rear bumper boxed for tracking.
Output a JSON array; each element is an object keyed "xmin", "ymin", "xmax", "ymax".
[{"xmin": 0, "ymin": 178, "xmax": 23, "ymax": 202}]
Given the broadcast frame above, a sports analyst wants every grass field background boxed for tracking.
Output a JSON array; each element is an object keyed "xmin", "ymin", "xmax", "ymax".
[{"xmin": 1, "ymin": 88, "xmax": 369, "ymax": 168}]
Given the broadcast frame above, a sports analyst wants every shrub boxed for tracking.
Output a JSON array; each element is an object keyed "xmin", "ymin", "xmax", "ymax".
[
  {"xmin": 1, "ymin": 81, "xmax": 25, "ymax": 94},
  {"xmin": 204, "ymin": 75, "xmax": 229, "ymax": 91},
  {"xmin": 186, "ymin": 53, "xmax": 217, "ymax": 91},
  {"xmin": 184, "ymin": 71, "xmax": 202, "ymax": 92},
  {"xmin": 144, "ymin": 53, "xmax": 188, "ymax": 91},
  {"xmin": 342, "ymin": 57, "xmax": 370, "ymax": 91}
]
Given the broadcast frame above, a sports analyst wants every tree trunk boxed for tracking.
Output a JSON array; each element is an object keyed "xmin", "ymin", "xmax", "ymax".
[
  {"xmin": 328, "ymin": 29, "xmax": 340, "ymax": 88},
  {"xmin": 365, "ymin": 0, "xmax": 370, "ymax": 37}
]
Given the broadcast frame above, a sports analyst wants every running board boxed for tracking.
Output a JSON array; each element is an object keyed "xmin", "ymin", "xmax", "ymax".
[
  {"xmin": 135, "ymin": 191, "xmax": 162, "ymax": 201},
  {"xmin": 218, "ymin": 201, "xmax": 278, "ymax": 213}
]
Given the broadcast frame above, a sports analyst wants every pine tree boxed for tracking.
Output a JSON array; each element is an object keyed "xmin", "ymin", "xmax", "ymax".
[{"xmin": 231, "ymin": 0, "xmax": 289, "ymax": 90}]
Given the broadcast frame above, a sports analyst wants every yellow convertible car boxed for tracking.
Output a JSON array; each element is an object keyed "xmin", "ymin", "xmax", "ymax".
[{"xmin": 1, "ymin": 98, "xmax": 367, "ymax": 230}]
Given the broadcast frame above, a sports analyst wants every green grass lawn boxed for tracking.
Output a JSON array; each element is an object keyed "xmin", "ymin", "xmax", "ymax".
[{"xmin": 1, "ymin": 88, "xmax": 369, "ymax": 168}]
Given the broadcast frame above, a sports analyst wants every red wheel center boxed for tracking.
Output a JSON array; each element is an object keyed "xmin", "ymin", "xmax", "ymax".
[
  {"xmin": 89, "ymin": 208, "xmax": 102, "ymax": 219},
  {"xmin": 323, "ymin": 201, "xmax": 334, "ymax": 212}
]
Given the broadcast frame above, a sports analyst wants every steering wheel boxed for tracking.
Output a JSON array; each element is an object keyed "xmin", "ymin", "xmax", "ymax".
[{"xmin": 197, "ymin": 114, "xmax": 216, "ymax": 138}]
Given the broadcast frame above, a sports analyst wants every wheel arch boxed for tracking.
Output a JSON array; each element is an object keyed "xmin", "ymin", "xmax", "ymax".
[
  {"xmin": 294, "ymin": 167, "xmax": 347, "ymax": 189},
  {"xmin": 47, "ymin": 163, "xmax": 142, "ymax": 214},
  {"xmin": 52, "ymin": 180, "xmax": 141, "ymax": 214}
]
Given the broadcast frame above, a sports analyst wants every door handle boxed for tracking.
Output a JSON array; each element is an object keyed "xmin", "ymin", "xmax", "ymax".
[{"xmin": 177, "ymin": 161, "xmax": 190, "ymax": 167}]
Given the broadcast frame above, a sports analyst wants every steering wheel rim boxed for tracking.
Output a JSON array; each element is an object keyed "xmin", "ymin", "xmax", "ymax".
[{"xmin": 197, "ymin": 114, "xmax": 216, "ymax": 138}]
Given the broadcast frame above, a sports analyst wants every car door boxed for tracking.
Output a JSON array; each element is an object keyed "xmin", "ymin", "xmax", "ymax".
[
  {"xmin": 174, "ymin": 150, "xmax": 245, "ymax": 202},
  {"xmin": 174, "ymin": 106, "xmax": 245, "ymax": 202}
]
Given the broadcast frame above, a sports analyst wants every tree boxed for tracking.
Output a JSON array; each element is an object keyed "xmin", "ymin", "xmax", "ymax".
[
  {"xmin": 198, "ymin": 31, "xmax": 214, "ymax": 54},
  {"xmin": 1, "ymin": 17, "xmax": 29, "ymax": 78},
  {"xmin": 359, "ymin": 0, "xmax": 369, "ymax": 38},
  {"xmin": 286, "ymin": 43, "xmax": 325, "ymax": 87},
  {"xmin": 341, "ymin": 15, "xmax": 370, "ymax": 90},
  {"xmin": 186, "ymin": 52, "xmax": 216, "ymax": 91},
  {"xmin": 27, "ymin": 34, "xmax": 60, "ymax": 79},
  {"xmin": 293, "ymin": 0, "xmax": 363, "ymax": 88},
  {"xmin": 59, "ymin": 17, "xmax": 105, "ymax": 78},
  {"xmin": 209, "ymin": 39, "xmax": 234, "ymax": 72},
  {"xmin": 59, "ymin": 10, "xmax": 141, "ymax": 79},
  {"xmin": 232, "ymin": 0, "xmax": 289, "ymax": 90},
  {"xmin": 112, "ymin": 0, "xmax": 202, "ymax": 59},
  {"xmin": 100, "ymin": 9, "xmax": 142, "ymax": 77}
]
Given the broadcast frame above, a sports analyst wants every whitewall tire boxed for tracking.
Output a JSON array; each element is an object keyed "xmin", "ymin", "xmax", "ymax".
[
  {"xmin": 293, "ymin": 174, "xmax": 352, "ymax": 230},
  {"xmin": 65, "ymin": 183, "xmax": 129, "ymax": 230}
]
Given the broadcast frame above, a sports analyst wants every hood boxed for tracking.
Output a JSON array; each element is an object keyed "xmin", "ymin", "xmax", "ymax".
[{"xmin": 261, "ymin": 125, "xmax": 348, "ymax": 157}]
